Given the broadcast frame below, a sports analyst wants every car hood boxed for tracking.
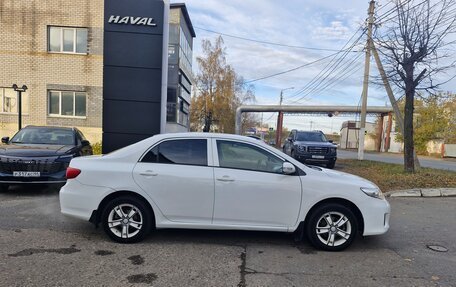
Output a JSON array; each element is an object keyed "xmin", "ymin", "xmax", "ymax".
[
  {"xmin": 0, "ymin": 144, "xmax": 75, "ymax": 157},
  {"xmin": 320, "ymin": 167, "xmax": 377, "ymax": 188},
  {"xmin": 295, "ymin": 141, "xmax": 336, "ymax": 147}
]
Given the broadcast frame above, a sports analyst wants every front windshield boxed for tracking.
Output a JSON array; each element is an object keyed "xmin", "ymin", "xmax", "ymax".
[
  {"xmin": 11, "ymin": 128, "xmax": 75, "ymax": 145},
  {"xmin": 296, "ymin": 132, "xmax": 328, "ymax": 142}
]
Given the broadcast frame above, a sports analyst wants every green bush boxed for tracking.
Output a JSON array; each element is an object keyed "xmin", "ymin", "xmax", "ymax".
[{"xmin": 92, "ymin": 142, "xmax": 102, "ymax": 155}]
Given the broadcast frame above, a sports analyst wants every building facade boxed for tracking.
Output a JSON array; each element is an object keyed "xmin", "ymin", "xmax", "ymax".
[
  {"xmin": 339, "ymin": 121, "xmax": 377, "ymax": 150},
  {"xmin": 0, "ymin": 0, "xmax": 194, "ymax": 143},
  {"xmin": 167, "ymin": 4, "xmax": 195, "ymax": 133}
]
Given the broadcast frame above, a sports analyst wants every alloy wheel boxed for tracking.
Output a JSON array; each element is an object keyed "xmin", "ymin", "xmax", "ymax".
[
  {"xmin": 315, "ymin": 211, "xmax": 352, "ymax": 247},
  {"xmin": 107, "ymin": 204, "xmax": 143, "ymax": 239}
]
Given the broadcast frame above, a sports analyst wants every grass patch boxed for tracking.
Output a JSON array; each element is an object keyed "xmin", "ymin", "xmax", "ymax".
[{"xmin": 335, "ymin": 159, "xmax": 456, "ymax": 192}]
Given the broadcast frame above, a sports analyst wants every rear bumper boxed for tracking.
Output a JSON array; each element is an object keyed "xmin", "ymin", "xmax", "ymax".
[{"xmin": 60, "ymin": 179, "xmax": 113, "ymax": 221}]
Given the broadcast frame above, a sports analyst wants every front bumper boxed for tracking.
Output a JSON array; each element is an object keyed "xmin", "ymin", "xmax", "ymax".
[
  {"xmin": 0, "ymin": 171, "xmax": 66, "ymax": 184},
  {"xmin": 295, "ymin": 153, "xmax": 337, "ymax": 163},
  {"xmin": 361, "ymin": 198, "xmax": 391, "ymax": 236},
  {"xmin": 0, "ymin": 155, "xmax": 70, "ymax": 184}
]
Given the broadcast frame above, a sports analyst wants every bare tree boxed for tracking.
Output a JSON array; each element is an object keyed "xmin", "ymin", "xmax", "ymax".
[{"xmin": 376, "ymin": 0, "xmax": 456, "ymax": 172}]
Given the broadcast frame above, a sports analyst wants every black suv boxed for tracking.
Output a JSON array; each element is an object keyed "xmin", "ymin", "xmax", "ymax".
[
  {"xmin": 283, "ymin": 130, "xmax": 337, "ymax": 168},
  {"xmin": 0, "ymin": 126, "xmax": 93, "ymax": 191}
]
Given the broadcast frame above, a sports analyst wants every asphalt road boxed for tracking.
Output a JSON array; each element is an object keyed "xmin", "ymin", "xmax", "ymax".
[
  {"xmin": 1, "ymin": 186, "xmax": 455, "ymax": 287},
  {"xmin": 338, "ymin": 149, "xmax": 456, "ymax": 171}
]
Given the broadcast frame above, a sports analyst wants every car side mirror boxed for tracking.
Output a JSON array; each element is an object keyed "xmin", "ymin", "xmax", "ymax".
[
  {"xmin": 81, "ymin": 140, "xmax": 90, "ymax": 146},
  {"xmin": 1, "ymin": 137, "xmax": 9, "ymax": 144},
  {"xmin": 328, "ymin": 140, "xmax": 333, "ymax": 143},
  {"xmin": 282, "ymin": 162, "xmax": 296, "ymax": 175},
  {"xmin": 287, "ymin": 137, "xmax": 293, "ymax": 142}
]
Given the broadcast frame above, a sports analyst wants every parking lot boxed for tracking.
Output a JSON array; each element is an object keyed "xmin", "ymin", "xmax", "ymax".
[{"xmin": 0, "ymin": 186, "xmax": 455, "ymax": 287}]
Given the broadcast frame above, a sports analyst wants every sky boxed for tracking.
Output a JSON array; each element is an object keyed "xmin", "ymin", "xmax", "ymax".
[{"xmin": 171, "ymin": 0, "xmax": 456, "ymax": 133}]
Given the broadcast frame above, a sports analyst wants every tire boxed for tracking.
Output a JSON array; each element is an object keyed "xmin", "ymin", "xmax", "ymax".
[
  {"xmin": 0, "ymin": 184, "xmax": 9, "ymax": 192},
  {"xmin": 291, "ymin": 150, "xmax": 296, "ymax": 159},
  {"xmin": 306, "ymin": 203, "xmax": 357, "ymax": 251},
  {"xmin": 326, "ymin": 161, "xmax": 336, "ymax": 169},
  {"xmin": 101, "ymin": 195, "xmax": 152, "ymax": 243}
]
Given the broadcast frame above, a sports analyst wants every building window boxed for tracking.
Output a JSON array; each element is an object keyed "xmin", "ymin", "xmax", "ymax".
[
  {"xmin": 0, "ymin": 87, "xmax": 29, "ymax": 114},
  {"xmin": 48, "ymin": 91, "xmax": 87, "ymax": 117},
  {"xmin": 177, "ymin": 97, "xmax": 189, "ymax": 127},
  {"xmin": 48, "ymin": 26, "xmax": 88, "ymax": 54}
]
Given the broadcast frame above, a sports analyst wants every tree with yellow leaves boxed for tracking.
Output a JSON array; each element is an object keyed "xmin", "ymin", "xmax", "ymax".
[{"xmin": 190, "ymin": 36, "xmax": 256, "ymax": 133}]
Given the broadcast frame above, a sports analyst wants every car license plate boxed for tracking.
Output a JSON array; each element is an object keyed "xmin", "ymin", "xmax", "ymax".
[
  {"xmin": 311, "ymin": 155, "xmax": 325, "ymax": 159},
  {"xmin": 13, "ymin": 171, "xmax": 40, "ymax": 177}
]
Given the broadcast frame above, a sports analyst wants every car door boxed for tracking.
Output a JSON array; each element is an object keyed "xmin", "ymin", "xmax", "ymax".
[
  {"xmin": 133, "ymin": 138, "xmax": 214, "ymax": 224},
  {"xmin": 212, "ymin": 139, "xmax": 302, "ymax": 228}
]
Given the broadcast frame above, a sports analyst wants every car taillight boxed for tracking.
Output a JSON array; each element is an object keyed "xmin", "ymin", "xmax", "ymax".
[{"xmin": 66, "ymin": 167, "xmax": 81, "ymax": 179}]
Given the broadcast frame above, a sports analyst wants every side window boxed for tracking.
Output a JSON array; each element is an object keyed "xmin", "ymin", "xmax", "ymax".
[
  {"xmin": 217, "ymin": 140, "xmax": 284, "ymax": 174},
  {"xmin": 141, "ymin": 139, "xmax": 207, "ymax": 166}
]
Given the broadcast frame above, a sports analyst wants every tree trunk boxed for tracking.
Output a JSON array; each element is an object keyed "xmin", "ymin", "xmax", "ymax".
[{"xmin": 403, "ymin": 67, "xmax": 415, "ymax": 173}]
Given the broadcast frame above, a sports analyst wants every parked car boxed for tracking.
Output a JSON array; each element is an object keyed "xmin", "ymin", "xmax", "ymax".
[
  {"xmin": 60, "ymin": 133, "xmax": 390, "ymax": 251},
  {"xmin": 283, "ymin": 130, "xmax": 337, "ymax": 168},
  {"xmin": 0, "ymin": 126, "xmax": 93, "ymax": 191}
]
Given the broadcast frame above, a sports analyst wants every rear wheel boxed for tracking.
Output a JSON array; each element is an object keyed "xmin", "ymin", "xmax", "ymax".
[
  {"xmin": 101, "ymin": 196, "xmax": 152, "ymax": 243},
  {"xmin": 306, "ymin": 203, "xmax": 357, "ymax": 251}
]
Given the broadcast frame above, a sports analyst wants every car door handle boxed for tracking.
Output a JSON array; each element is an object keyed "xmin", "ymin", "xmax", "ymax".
[
  {"xmin": 140, "ymin": 170, "xmax": 158, "ymax": 177},
  {"xmin": 216, "ymin": 176, "xmax": 235, "ymax": 182}
]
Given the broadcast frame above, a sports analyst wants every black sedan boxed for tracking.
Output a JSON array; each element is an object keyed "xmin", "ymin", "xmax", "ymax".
[{"xmin": 0, "ymin": 126, "xmax": 93, "ymax": 191}]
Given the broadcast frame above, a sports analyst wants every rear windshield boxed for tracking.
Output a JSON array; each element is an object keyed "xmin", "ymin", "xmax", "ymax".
[
  {"xmin": 11, "ymin": 128, "xmax": 75, "ymax": 145},
  {"xmin": 296, "ymin": 132, "xmax": 327, "ymax": 142}
]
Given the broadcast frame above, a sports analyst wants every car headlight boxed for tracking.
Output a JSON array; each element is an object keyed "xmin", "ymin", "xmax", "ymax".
[
  {"xmin": 330, "ymin": 147, "xmax": 337, "ymax": 153},
  {"xmin": 297, "ymin": 146, "xmax": 307, "ymax": 152},
  {"xmin": 361, "ymin": 187, "xmax": 385, "ymax": 199}
]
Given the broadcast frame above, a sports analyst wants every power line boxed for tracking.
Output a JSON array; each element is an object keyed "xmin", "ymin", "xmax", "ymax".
[
  {"xmin": 286, "ymin": 29, "xmax": 367, "ymax": 103},
  {"xmin": 194, "ymin": 26, "xmax": 363, "ymax": 52},
  {"xmin": 283, "ymin": 0, "xmax": 411, "ymax": 104},
  {"xmin": 288, "ymin": 54, "xmax": 365, "ymax": 104},
  {"xmin": 244, "ymin": 51, "xmax": 342, "ymax": 83}
]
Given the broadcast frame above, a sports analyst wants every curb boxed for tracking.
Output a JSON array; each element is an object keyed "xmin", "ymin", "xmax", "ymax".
[{"xmin": 387, "ymin": 188, "xmax": 456, "ymax": 198}]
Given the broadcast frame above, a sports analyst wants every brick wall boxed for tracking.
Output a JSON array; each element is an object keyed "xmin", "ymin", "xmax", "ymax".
[{"xmin": 0, "ymin": 0, "xmax": 104, "ymax": 143}]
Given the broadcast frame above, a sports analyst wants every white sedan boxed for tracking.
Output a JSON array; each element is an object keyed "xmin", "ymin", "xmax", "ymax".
[{"xmin": 60, "ymin": 133, "xmax": 390, "ymax": 251}]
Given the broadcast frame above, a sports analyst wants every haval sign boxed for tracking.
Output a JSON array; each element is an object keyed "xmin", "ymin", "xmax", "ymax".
[{"xmin": 108, "ymin": 15, "xmax": 157, "ymax": 26}]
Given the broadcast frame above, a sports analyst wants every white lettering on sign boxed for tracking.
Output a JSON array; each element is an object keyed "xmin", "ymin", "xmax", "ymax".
[{"xmin": 108, "ymin": 15, "xmax": 157, "ymax": 27}]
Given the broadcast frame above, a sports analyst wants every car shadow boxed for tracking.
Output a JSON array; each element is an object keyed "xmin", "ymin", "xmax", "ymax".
[
  {"xmin": 0, "ymin": 184, "xmax": 62, "ymax": 197},
  {"xmin": 140, "ymin": 228, "xmax": 387, "ymax": 252},
  {"xmin": 145, "ymin": 228, "xmax": 297, "ymax": 246}
]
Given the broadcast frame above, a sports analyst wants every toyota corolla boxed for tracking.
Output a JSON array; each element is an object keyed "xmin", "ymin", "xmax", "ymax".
[{"xmin": 60, "ymin": 133, "xmax": 390, "ymax": 251}]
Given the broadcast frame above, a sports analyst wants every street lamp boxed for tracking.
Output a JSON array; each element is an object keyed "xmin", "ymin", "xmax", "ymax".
[
  {"xmin": 276, "ymin": 87, "xmax": 294, "ymax": 148},
  {"xmin": 12, "ymin": 84, "xmax": 28, "ymax": 131}
]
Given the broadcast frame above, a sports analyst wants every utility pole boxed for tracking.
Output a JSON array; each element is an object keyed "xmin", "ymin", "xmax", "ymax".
[
  {"xmin": 275, "ymin": 87, "xmax": 294, "ymax": 148},
  {"xmin": 358, "ymin": 0, "xmax": 375, "ymax": 160},
  {"xmin": 371, "ymin": 43, "xmax": 421, "ymax": 169}
]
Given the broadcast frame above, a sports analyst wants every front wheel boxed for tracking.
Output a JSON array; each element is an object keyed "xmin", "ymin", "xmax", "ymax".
[
  {"xmin": 306, "ymin": 204, "xmax": 357, "ymax": 251},
  {"xmin": 101, "ymin": 196, "xmax": 152, "ymax": 243},
  {"xmin": 326, "ymin": 160, "xmax": 336, "ymax": 169}
]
